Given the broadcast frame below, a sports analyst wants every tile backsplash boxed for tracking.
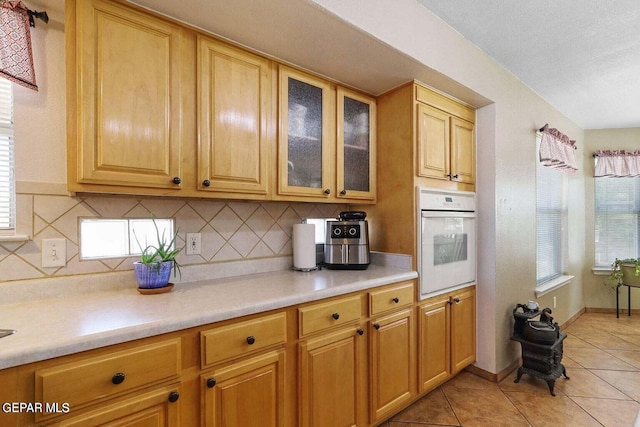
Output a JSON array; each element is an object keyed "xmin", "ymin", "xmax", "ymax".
[{"xmin": 0, "ymin": 191, "xmax": 345, "ymax": 284}]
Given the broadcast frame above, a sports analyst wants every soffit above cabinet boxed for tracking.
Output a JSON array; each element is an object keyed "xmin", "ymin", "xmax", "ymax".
[{"xmin": 127, "ymin": 0, "xmax": 491, "ymax": 109}]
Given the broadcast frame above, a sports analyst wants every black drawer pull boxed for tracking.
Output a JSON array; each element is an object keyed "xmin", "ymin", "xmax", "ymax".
[
  {"xmin": 111, "ymin": 372, "xmax": 125, "ymax": 385},
  {"xmin": 332, "ymin": 313, "xmax": 340, "ymax": 320},
  {"xmin": 246, "ymin": 336, "xmax": 256, "ymax": 345},
  {"xmin": 357, "ymin": 329, "xmax": 364, "ymax": 336},
  {"xmin": 373, "ymin": 323, "xmax": 380, "ymax": 330},
  {"xmin": 168, "ymin": 391, "xmax": 180, "ymax": 403},
  {"xmin": 392, "ymin": 297, "xmax": 399, "ymax": 303}
]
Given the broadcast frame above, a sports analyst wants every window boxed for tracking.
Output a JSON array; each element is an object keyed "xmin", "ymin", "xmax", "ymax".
[
  {"xmin": 0, "ymin": 78, "xmax": 15, "ymax": 231},
  {"xmin": 594, "ymin": 177, "xmax": 640, "ymax": 266},
  {"xmin": 80, "ymin": 218, "xmax": 175, "ymax": 260},
  {"xmin": 536, "ymin": 148, "xmax": 568, "ymax": 285}
]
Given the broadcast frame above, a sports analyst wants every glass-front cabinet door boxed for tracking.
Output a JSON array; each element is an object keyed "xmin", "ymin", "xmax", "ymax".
[
  {"xmin": 278, "ymin": 66, "xmax": 333, "ymax": 198},
  {"xmin": 337, "ymin": 88, "xmax": 376, "ymax": 201}
]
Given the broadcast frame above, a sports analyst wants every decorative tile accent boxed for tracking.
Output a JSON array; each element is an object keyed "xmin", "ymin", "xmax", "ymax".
[{"xmin": 0, "ymin": 191, "xmax": 346, "ymax": 284}]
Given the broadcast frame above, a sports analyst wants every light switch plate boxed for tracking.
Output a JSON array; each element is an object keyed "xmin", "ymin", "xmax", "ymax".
[{"xmin": 42, "ymin": 238, "xmax": 66, "ymax": 268}]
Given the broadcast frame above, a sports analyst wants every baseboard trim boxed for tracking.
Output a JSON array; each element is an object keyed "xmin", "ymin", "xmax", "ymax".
[
  {"xmin": 585, "ymin": 307, "xmax": 640, "ymax": 315},
  {"xmin": 465, "ymin": 358, "xmax": 520, "ymax": 383}
]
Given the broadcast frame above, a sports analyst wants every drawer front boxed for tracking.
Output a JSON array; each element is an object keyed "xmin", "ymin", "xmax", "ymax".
[
  {"xmin": 299, "ymin": 295, "xmax": 362, "ymax": 337},
  {"xmin": 36, "ymin": 338, "xmax": 181, "ymax": 409},
  {"xmin": 369, "ymin": 282, "xmax": 414, "ymax": 316},
  {"xmin": 201, "ymin": 312, "xmax": 286, "ymax": 369}
]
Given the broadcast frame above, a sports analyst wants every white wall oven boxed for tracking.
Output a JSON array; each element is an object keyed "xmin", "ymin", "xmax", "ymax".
[{"xmin": 417, "ymin": 187, "xmax": 476, "ymax": 299}]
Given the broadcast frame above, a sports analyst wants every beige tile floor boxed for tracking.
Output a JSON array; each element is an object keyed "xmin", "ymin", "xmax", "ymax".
[{"xmin": 380, "ymin": 312, "xmax": 640, "ymax": 427}]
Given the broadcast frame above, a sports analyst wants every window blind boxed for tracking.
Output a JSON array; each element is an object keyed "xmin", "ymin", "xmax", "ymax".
[
  {"xmin": 536, "ymin": 148, "xmax": 567, "ymax": 285},
  {"xmin": 594, "ymin": 177, "xmax": 640, "ymax": 266},
  {"xmin": 0, "ymin": 78, "xmax": 15, "ymax": 230}
]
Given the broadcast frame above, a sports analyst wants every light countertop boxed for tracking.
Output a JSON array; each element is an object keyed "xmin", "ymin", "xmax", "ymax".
[{"xmin": 0, "ymin": 261, "xmax": 417, "ymax": 370}]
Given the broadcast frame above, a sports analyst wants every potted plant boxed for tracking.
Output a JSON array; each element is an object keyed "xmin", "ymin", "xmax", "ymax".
[
  {"xmin": 133, "ymin": 219, "xmax": 182, "ymax": 290},
  {"xmin": 604, "ymin": 258, "xmax": 640, "ymax": 291}
]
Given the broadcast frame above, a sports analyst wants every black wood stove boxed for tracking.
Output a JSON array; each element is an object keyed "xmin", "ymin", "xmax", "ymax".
[{"xmin": 511, "ymin": 304, "xmax": 569, "ymax": 396}]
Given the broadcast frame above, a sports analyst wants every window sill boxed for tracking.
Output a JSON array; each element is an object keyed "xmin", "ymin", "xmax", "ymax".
[
  {"xmin": 0, "ymin": 234, "xmax": 31, "ymax": 243},
  {"xmin": 535, "ymin": 275, "xmax": 574, "ymax": 297},
  {"xmin": 592, "ymin": 267, "xmax": 612, "ymax": 276}
]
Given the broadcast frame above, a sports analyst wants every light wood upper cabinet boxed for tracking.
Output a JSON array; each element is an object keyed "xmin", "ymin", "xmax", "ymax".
[
  {"xmin": 277, "ymin": 66, "xmax": 376, "ymax": 202},
  {"xmin": 337, "ymin": 88, "xmax": 376, "ymax": 201},
  {"xmin": 450, "ymin": 117, "xmax": 476, "ymax": 185},
  {"xmin": 68, "ymin": 0, "xmax": 186, "ymax": 191},
  {"xmin": 197, "ymin": 36, "xmax": 273, "ymax": 197},
  {"xmin": 417, "ymin": 103, "xmax": 450, "ymax": 180},
  {"xmin": 416, "ymin": 90, "xmax": 475, "ymax": 185},
  {"xmin": 278, "ymin": 66, "xmax": 334, "ymax": 198}
]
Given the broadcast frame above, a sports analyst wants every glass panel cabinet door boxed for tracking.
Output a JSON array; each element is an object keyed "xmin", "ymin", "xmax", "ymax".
[
  {"xmin": 337, "ymin": 88, "xmax": 376, "ymax": 201},
  {"xmin": 278, "ymin": 66, "xmax": 333, "ymax": 197}
]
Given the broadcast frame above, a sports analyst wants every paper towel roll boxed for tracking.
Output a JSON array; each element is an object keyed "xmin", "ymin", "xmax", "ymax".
[{"xmin": 293, "ymin": 223, "xmax": 316, "ymax": 270}]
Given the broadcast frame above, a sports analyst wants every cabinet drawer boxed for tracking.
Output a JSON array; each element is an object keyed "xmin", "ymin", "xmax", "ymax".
[
  {"xmin": 35, "ymin": 338, "xmax": 181, "ymax": 410},
  {"xmin": 299, "ymin": 295, "xmax": 362, "ymax": 337},
  {"xmin": 369, "ymin": 282, "xmax": 414, "ymax": 316},
  {"xmin": 201, "ymin": 312, "xmax": 286, "ymax": 369}
]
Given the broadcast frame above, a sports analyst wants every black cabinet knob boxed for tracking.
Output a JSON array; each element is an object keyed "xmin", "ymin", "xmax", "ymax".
[
  {"xmin": 202, "ymin": 179, "xmax": 211, "ymax": 187},
  {"xmin": 392, "ymin": 297, "xmax": 399, "ymax": 303},
  {"xmin": 452, "ymin": 174, "xmax": 459, "ymax": 179},
  {"xmin": 453, "ymin": 297, "xmax": 460, "ymax": 303},
  {"xmin": 207, "ymin": 378, "xmax": 217, "ymax": 388},
  {"xmin": 340, "ymin": 189, "xmax": 347, "ymax": 196},
  {"xmin": 332, "ymin": 312, "xmax": 340, "ymax": 320},
  {"xmin": 168, "ymin": 391, "xmax": 180, "ymax": 403},
  {"xmin": 246, "ymin": 336, "xmax": 256, "ymax": 345},
  {"xmin": 373, "ymin": 323, "xmax": 380, "ymax": 330},
  {"xmin": 357, "ymin": 328, "xmax": 364, "ymax": 336},
  {"xmin": 324, "ymin": 188, "xmax": 331, "ymax": 195},
  {"xmin": 172, "ymin": 177, "xmax": 181, "ymax": 185},
  {"xmin": 112, "ymin": 372, "xmax": 125, "ymax": 385}
]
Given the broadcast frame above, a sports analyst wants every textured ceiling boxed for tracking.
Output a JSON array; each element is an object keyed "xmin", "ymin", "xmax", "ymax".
[
  {"xmin": 417, "ymin": 0, "xmax": 640, "ymax": 129},
  {"xmin": 129, "ymin": 0, "xmax": 639, "ymax": 130}
]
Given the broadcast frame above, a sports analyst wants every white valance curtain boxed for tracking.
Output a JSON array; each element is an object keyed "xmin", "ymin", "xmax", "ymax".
[
  {"xmin": 594, "ymin": 150, "xmax": 640, "ymax": 177},
  {"xmin": 539, "ymin": 124, "xmax": 578, "ymax": 173}
]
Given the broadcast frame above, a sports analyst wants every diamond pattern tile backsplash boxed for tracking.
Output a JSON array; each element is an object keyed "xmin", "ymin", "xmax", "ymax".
[{"xmin": 0, "ymin": 193, "xmax": 345, "ymax": 283}]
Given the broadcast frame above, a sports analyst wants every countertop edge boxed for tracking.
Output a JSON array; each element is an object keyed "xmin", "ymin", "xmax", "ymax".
[{"xmin": 0, "ymin": 267, "xmax": 418, "ymax": 370}]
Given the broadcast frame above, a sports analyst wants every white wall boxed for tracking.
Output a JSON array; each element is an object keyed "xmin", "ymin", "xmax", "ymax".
[{"xmin": 314, "ymin": 0, "xmax": 586, "ymax": 373}]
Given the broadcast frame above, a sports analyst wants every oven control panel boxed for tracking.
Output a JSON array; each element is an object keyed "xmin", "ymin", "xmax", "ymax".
[{"xmin": 418, "ymin": 187, "xmax": 475, "ymax": 211}]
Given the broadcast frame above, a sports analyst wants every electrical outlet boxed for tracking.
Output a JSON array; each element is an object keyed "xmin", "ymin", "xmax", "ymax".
[
  {"xmin": 42, "ymin": 238, "xmax": 66, "ymax": 268},
  {"xmin": 553, "ymin": 296, "xmax": 557, "ymax": 309},
  {"xmin": 186, "ymin": 233, "xmax": 201, "ymax": 255}
]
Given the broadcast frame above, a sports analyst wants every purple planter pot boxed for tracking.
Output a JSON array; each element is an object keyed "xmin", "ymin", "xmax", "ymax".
[{"xmin": 133, "ymin": 261, "xmax": 173, "ymax": 289}]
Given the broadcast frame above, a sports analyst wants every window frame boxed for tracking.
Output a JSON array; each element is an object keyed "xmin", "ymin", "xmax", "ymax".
[
  {"xmin": 0, "ymin": 78, "xmax": 16, "ymax": 233},
  {"xmin": 535, "ymin": 134, "xmax": 569, "ymax": 287}
]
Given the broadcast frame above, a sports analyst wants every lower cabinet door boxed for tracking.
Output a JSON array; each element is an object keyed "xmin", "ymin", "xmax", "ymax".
[
  {"xmin": 202, "ymin": 350, "xmax": 285, "ymax": 427},
  {"xmin": 369, "ymin": 309, "xmax": 415, "ymax": 424},
  {"xmin": 450, "ymin": 288, "xmax": 476, "ymax": 374},
  {"xmin": 52, "ymin": 384, "xmax": 181, "ymax": 426},
  {"xmin": 298, "ymin": 325, "xmax": 366, "ymax": 427},
  {"xmin": 418, "ymin": 296, "xmax": 451, "ymax": 393}
]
